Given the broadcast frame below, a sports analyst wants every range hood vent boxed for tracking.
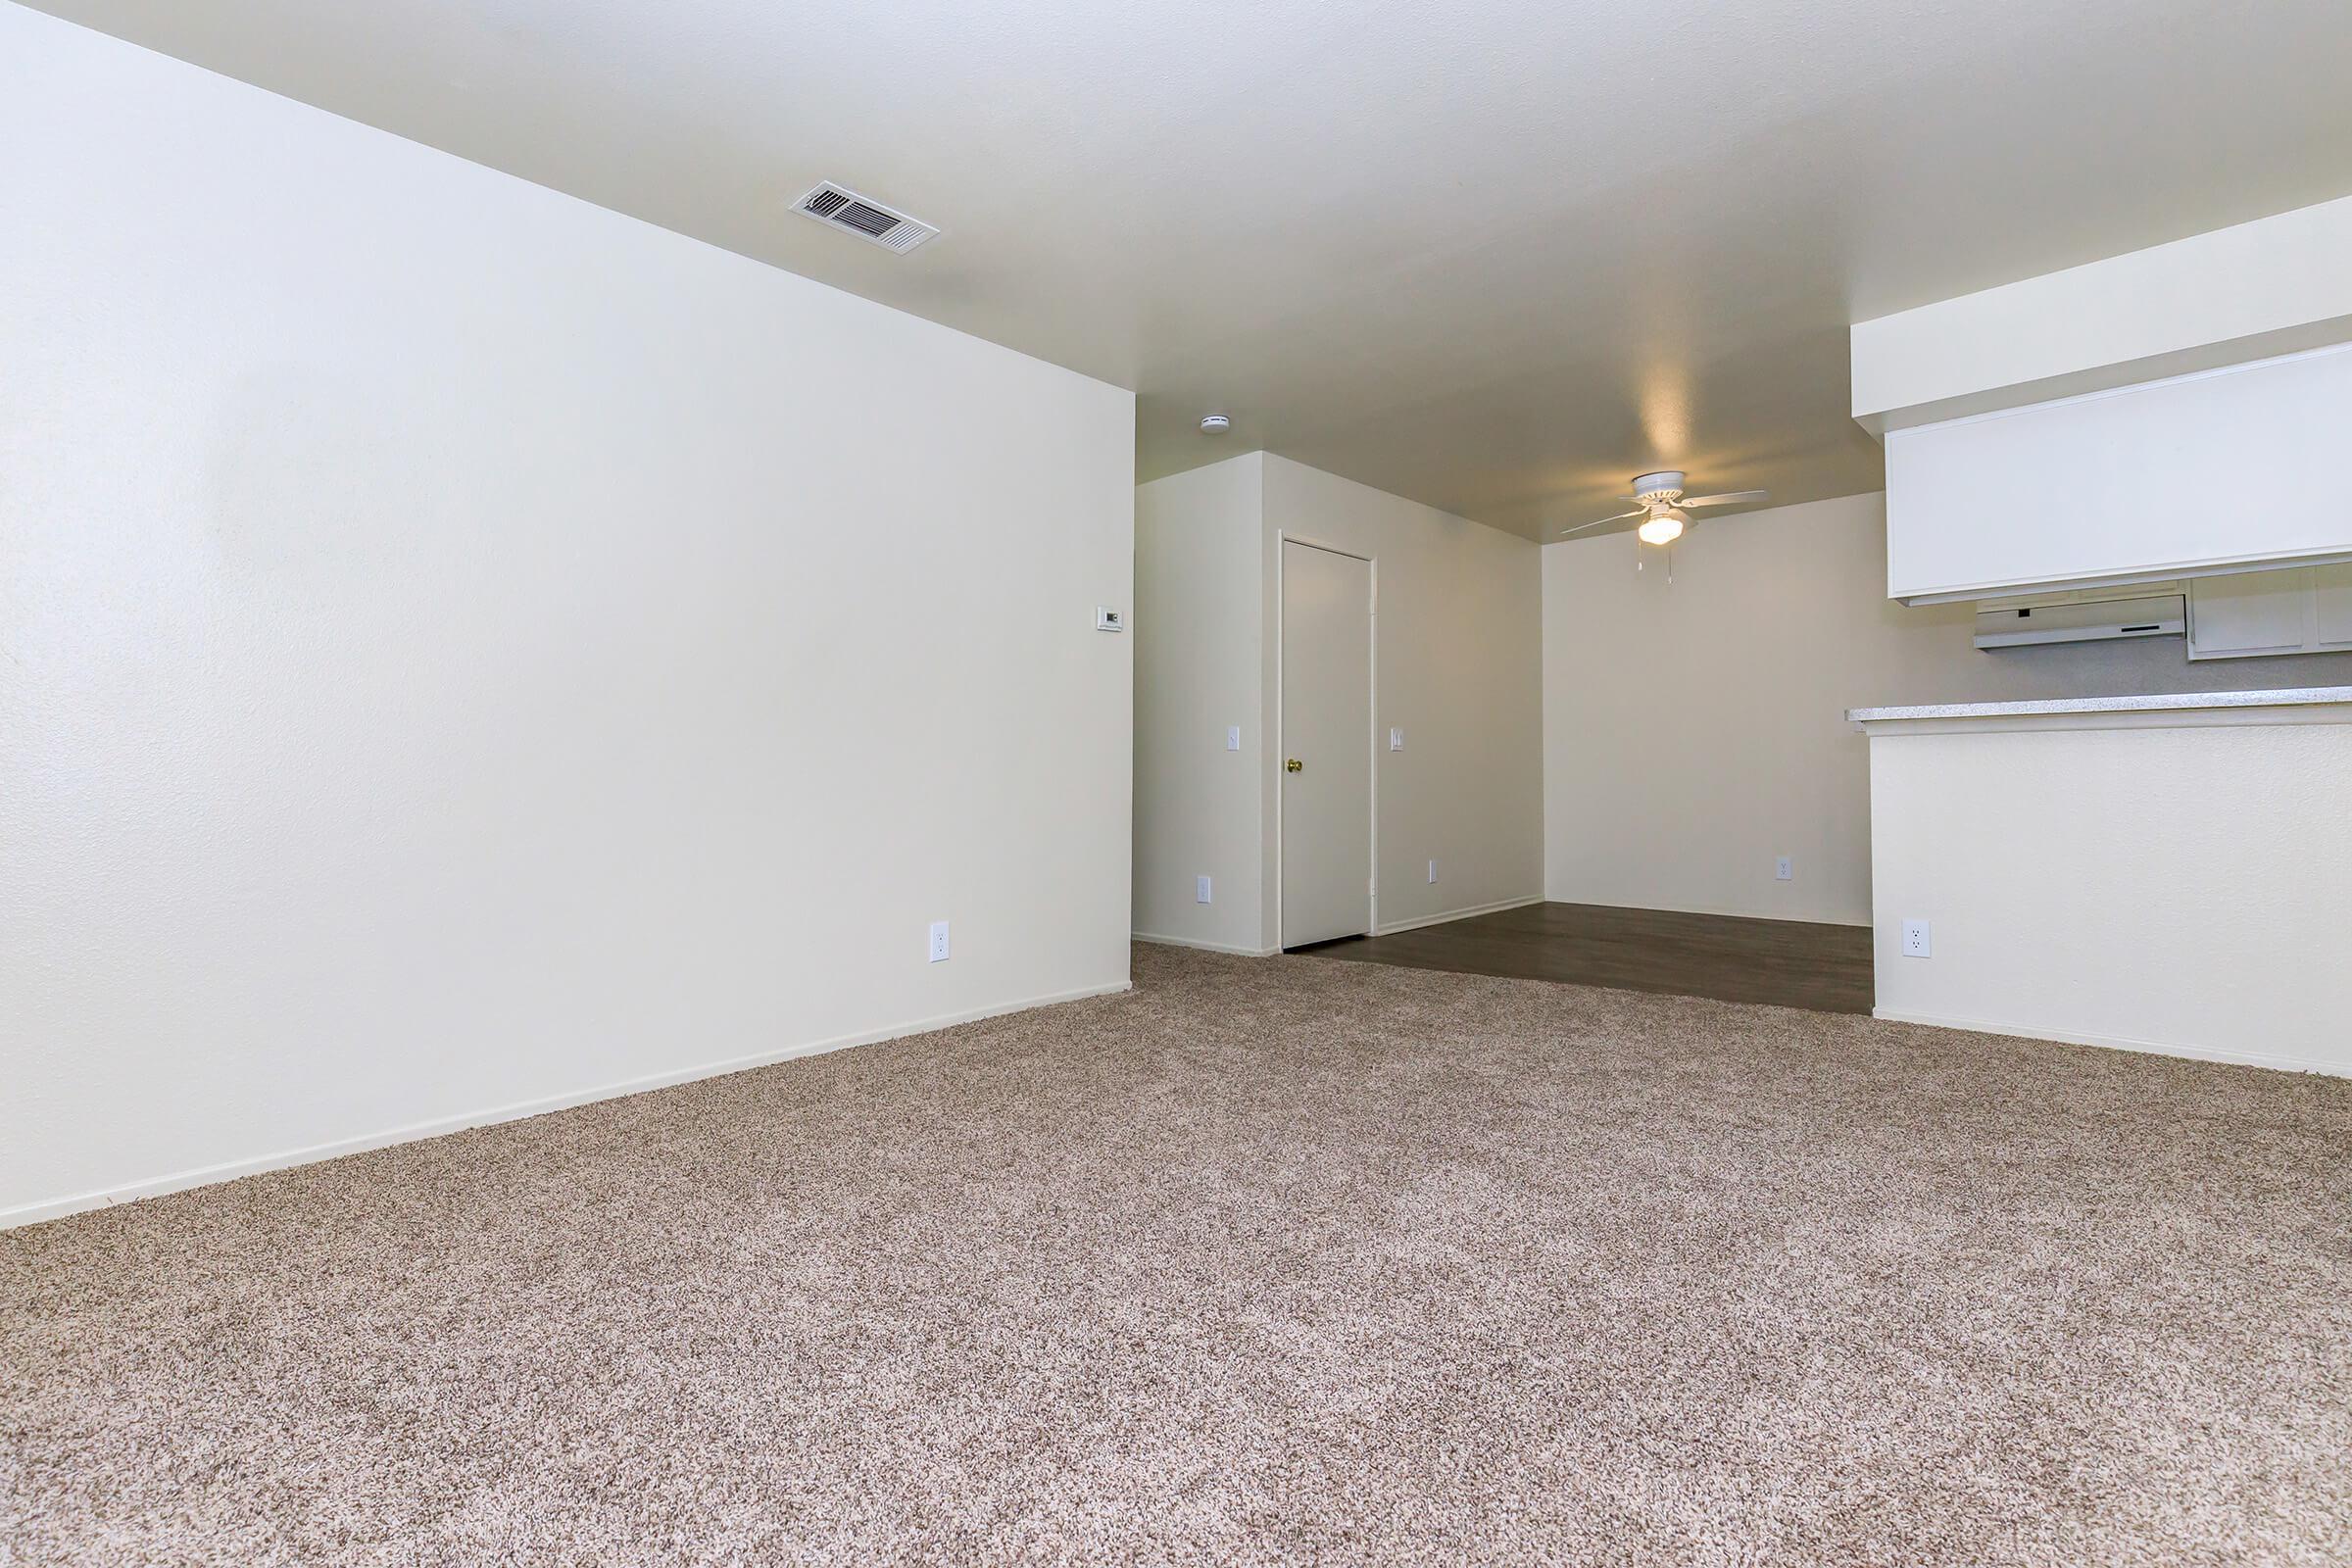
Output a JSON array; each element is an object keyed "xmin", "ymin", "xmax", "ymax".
[{"xmin": 1973, "ymin": 594, "xmax": 2185, "ymax": 649}]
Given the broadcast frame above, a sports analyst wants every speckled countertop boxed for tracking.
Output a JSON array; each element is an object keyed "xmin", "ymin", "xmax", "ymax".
[{"xmin": 1847, "ymin": 686, "xmax": 2352, "ymax": 724}]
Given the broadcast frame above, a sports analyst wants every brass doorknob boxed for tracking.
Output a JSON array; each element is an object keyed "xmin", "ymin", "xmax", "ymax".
[{"xmin": 1286, "ymin": 758, "xmax": 1303, "ymax": 773}]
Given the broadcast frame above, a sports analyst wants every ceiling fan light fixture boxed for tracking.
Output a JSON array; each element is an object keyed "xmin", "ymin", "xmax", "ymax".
[{"xmin": 1637, "ymin": 509, "xmax": 1687, "ymax": 546}]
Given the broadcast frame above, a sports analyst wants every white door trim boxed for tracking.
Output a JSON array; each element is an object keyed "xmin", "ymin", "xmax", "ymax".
[{"xmin": 1274, "ymin": 533, "xmax": 1377, "ymax": 949}]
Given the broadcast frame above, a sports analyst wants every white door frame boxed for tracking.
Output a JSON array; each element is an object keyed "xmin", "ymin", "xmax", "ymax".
[{"xmin": 1274, "ymin": 532, "xmax": 1377, "ymax": 948}]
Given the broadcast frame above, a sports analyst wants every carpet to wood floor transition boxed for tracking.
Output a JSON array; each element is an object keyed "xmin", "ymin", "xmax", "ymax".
[{"xmin": 4, "ymin": 943, "xmax": 2348, "ymax": 1567}]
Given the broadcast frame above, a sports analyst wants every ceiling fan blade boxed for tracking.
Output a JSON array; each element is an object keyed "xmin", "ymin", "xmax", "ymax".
[
  {"xmin": 1558, "ymin": 509, "xmax": 1645, "ymax": 537},
  {"xmin": 1680, "ymin": 489, "xmax": 1769, "ymax": 509}
]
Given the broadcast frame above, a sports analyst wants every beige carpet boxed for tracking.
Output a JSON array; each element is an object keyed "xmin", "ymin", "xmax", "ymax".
[{"xmin": 4, "ymin": 944, "xmax": 2347, "ymax": 1566}]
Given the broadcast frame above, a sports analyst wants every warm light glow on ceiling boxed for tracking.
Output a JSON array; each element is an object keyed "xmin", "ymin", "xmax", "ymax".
[{"xmin": 1638, "ymin": 370, "xmax": 1691, "ymax": 461}]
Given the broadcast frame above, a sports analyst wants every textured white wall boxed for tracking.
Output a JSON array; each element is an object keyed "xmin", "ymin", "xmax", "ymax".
[
  {"xmin": 1133, "ymin": 457, "xmax": 1268, "ymax": 953},
  {"xmin": 1543, "ymin": 492, "xmax": 2352, "ymax": 924},
  {"xmin": 0, "ymin": 10, "xmax": 1135, "ymax": 1224},
  {"xmin": 1867, "ymin": 714, "xmax": 2352, "ymax": 1074},
  {"xmin": 1258, "ymin": 455, "xmax": 1544, "ymax": 940}
]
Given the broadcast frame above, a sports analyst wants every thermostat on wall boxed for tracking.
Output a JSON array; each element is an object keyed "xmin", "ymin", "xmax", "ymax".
[{"xmin": 1095, "ymin": 607, "xmax": 1125, "ymax": 632}]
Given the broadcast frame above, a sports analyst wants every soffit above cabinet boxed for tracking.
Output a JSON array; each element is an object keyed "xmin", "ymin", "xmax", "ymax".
[{"xmin": 1853, "ymin": 195, "xmax": 2352, "ymax": 436}]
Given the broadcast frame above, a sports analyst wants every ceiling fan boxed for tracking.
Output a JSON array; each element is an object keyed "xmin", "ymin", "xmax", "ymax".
[{"xmin": 1561, "ymin": 471, "xmax": 1768, "ymax": 545}]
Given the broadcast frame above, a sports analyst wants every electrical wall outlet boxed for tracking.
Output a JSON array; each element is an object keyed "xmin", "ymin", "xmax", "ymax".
[
  {"xmin": 928, "ymin": 920, "xmax": 952, "ymax": 962},
  {"xmin": 1901, "ymin": 919, "xmax": 1932, "ymax": 958},
  {"xmin": 1196, "ymin": 875, "xmax": 1212, "ymax": 905},
  {"xmin": 1390, "ymin": 726, "xmax": 1405, "ymax": 752},
  {"xmin": 1226, "ymin": 725, "xmax": 1241, "ymax": 752},
  {"xmin": 1776, "ymin": 856, "xmax": 1793, "ymax": 881},
  {"xmin": 1427, "ymin": 859, "xmax": 1438, "ymax": 883}
]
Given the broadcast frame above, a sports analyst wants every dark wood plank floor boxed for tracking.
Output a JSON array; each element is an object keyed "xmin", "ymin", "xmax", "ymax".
[{"xmin": 1297, "ymin": 901, "xmax": 1875, "ymax": 1014}]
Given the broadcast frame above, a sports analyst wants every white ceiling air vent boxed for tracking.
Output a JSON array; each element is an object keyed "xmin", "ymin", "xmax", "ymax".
[{"xmin": 794, "ymin": 183, "xmax": 939, "ymax": 255}]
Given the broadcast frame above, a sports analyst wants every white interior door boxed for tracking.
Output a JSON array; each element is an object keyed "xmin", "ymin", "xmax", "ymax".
[{"xmin": 1280, "ymin": 540, "xmax": 1373, "ymax": 948}]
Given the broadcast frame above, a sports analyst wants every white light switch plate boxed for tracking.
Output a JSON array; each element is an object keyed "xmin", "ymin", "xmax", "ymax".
[
  {"xmin": 1390, "ymin": 727, "xmax": 1405, "ymax": 751},
  {"xmin": 1226, "ymin": 725, "xmax": 1241, "ymax": 752},
  {"xmin": 1901, "ymin": 919, "xmax": 1932, "ymax": 957},
  {"xmin": 1426, "ymin": 859, "xmax": 1438, "ymax": 883}
]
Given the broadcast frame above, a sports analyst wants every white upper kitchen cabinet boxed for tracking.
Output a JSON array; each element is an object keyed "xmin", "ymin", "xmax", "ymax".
[
  {"xmin": 2317, "ymin": 564, "xmax": 2352, "ymax": 651},
  {"xmin": 2188, "ymin": 564, "xmax": 2352, "ymax": 660},
  {"xmin": 1884, "ymin": 343, "xmax": 2352, "ymax": 605}
]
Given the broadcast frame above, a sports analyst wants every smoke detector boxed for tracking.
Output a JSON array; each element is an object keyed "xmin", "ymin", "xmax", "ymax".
[
  {"xmin": 1200, "ymin": 415, "xmax": 1232, "ymax": 434},
  {"xmin": 793, "ymin": 183, "xmax": 940, "ymax": 255}
]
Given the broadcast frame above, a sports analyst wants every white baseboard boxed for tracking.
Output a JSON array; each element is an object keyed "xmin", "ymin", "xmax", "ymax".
[
  {"xmin": 1132, "ymin": 932, "xmax": 1279, "ymax": 957},
  {"xmin": 1, "ymin": 980, "xmax": 1133, "ymax": 1232},
  {"xmin": 1373, "ymin": 894, "xmax": 1544, "ymax": 937},
  {"xmin": 1873, "ymin": 1007, "xmax": 2345, "ymax": 1078}
]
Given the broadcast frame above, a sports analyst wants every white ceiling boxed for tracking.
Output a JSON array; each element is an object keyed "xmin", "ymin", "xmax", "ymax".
[{"xmin": 32, "ymin": 0, "xmax": 2352, "ymax": 541}]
